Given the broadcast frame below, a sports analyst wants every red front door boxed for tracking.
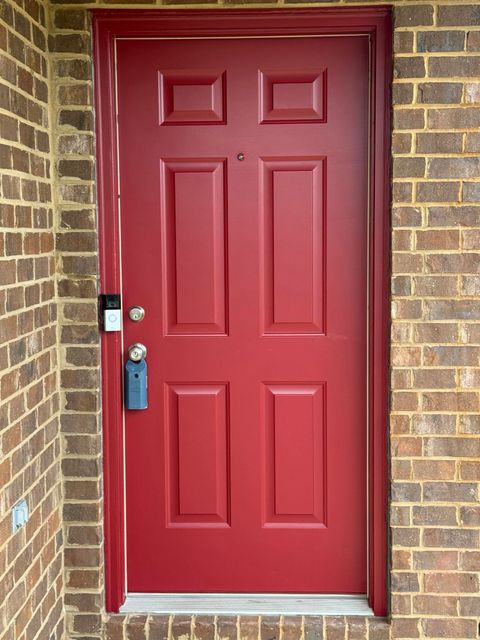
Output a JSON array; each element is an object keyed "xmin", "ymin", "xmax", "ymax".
[{"xmin": 117, "ymin": 34, "xmax": 369, "ymax": 593}]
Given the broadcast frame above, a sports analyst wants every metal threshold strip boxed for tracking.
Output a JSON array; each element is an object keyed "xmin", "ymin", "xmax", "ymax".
[{"xmin": 120, "ymin": 594, "xmax": 374, "ymax": 616}]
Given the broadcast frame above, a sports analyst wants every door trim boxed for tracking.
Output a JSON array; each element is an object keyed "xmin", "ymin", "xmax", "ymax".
[{"xmin": 93, "ymin": 7, "xmax": 392, "ymax": 616}]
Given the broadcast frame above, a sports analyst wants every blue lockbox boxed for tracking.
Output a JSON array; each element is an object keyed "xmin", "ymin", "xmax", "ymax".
[{"xmin": 125, "ymin": 359, "xmax": 148, "ymax": 410}]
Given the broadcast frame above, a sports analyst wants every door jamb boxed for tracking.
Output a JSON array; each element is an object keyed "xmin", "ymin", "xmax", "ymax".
[{"xmin": 93, "ymin": 7, "xmax": 392, "ymax": 617}]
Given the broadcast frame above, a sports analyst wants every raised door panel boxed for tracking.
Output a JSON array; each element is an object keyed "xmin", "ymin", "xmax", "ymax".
[
  {"xmin": 261, "ymin": 158, "xmax": 326, "ymax": 334},
  {"xmin": 159, "ymin": 70, "xmax": 226, "ymax": 125},
  {"xmin": 263, "ymin": 384, "xmax": 326, "ymax": 526},
  {"xmin": 166, "ymin": 383, "xmax": 230, "ymax": 527},
  {"xmin": 259, "ymin": 69, "xmax": 327, "ymax": 123},
  {"xmin": 161, "ymin": 160, "xmax": 227, "ymax": 335}
]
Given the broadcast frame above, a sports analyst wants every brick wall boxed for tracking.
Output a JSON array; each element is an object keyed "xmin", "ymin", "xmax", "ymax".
[
  {"xmin": 48, "ymin": 2, "xmax": 480, "ymax": 638},
  {"xmin": 0, "ymin": 1, "xmax": 65, "ymax": 640},
  {"xmin": 49, "ymin": 1, "xmax": 480, "ymax": 639},
  {"xmin": 389, "ymin": 7, "xmax": 480, "ymax": 638},
  {"xmin": 2, "ymin": 0, "xmax": 480, "ymax": 639}
]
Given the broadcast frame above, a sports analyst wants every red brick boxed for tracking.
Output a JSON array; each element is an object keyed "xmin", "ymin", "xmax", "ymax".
[
  {"xmin": 424, "ymin": 572, "xmax": 479, "ymax": 594},
  {"xmin": 417, "ymin": 31, "xmax": 465, "ymax": 52},
  {"xmin": 325, "ymin": 617, "xmax": 346, "ymax": 640},
  {"xmin": 458, "ymin": 596, "xmax": 480, "ymax": 616},
  {"xmin": 423, "ymin": 528, "xmax": 479, "ymax": 548},
  {"xmin": 422, "ymin": 618, "xmax": 477, "ymax": 638},
  {"xmin": 423, "ymin": 482, "xmax": 478, "ymax": 503},
  {"xmin": 428, "ymin": 107, "xmax": 480, "ymax": 129},
  {"xmin": 418, "ymin": 82, "xmax": 463, "ymax": 104},
  {"xmin": 390, "ymin": 618, "xmax": 419, "ymax": 639},
  {"xmin": 438, "ymin": 5, "xmax": 480, "ymax": 26},
  {"xmin": 172, "ymin": 617, "xmax": 192, "ymax": 640},
  {"xmin": 413, "ymin": 550, "xmax": 458, "ymax": 570},
  {"xmin": 423, "ymin": 346, "xmax": 479, "ymax": 366},
  {"xmin": 416, "ymin": 132, "xmax": 462, "ymax": 154},
  {"xmin": 394, "ymin": 5, "xmax": 433, "ymax": 26},
  {"xmin": 304, "ymin": 617, "xmax": 323, "ymax": 640},
  {"xmin": 424, "ymin": 437, "xmax": 480, "ymax": 457},
  {"xmin": 460, "ymin": 461, "xmax": 480, "ymax": 480},
  {"xmin": 413, "ymin": 595, "xmax": 457, "ymax": 616},
  {"xmin": 282, "ymin": 617, "xmax": 302, "ymax": 640},
  {"xmin": 149, "ymin": 617, "xmax": 170, "ymax": 640},
  {"xmin": 460, "ymin": 551, "xmax": 480, "ymax": 571}
]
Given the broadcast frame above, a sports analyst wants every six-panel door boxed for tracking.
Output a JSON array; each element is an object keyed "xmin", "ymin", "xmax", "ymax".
[{"xmin": 117, "ymin": 35, "xmax": 369, "ymax": 593}]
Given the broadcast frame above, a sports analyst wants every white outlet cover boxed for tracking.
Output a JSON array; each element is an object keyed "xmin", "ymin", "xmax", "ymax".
[{"xmin": 12, "ymin": 499, "xmax": 29, "ymax": 533}]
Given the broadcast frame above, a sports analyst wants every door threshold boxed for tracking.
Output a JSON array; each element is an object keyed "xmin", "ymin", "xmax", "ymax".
[{"xmin": 120, "ymin": 593, "xmax": 374, "ymax": 616}]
